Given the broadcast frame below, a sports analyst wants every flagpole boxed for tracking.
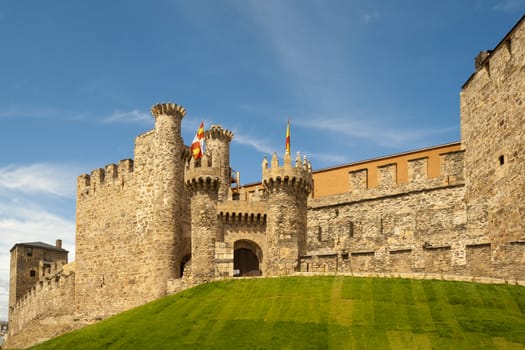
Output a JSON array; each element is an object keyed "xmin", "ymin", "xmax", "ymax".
[{"xmin": 286, "ymin": 119, "xmax": 291, "ymax": 155}]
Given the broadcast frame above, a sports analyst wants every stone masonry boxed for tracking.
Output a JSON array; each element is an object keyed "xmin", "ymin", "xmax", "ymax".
[{"xmin": 6, "ymin": 15, "xmax": 525, "ymax": 349}]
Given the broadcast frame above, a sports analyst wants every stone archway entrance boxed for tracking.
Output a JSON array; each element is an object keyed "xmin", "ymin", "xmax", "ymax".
[{"xmin": 234, "ymin": 240, "xmax": 262, "ymax": 276}]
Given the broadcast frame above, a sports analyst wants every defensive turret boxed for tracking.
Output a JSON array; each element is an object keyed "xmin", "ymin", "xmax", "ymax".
[
  {"xmin": 185, "ymin": 153, "xmax": 222, "ymax": 282},
  {"xmin": 204, "ymin": 125, "xmax": 234, "ymax": 201},
  {"xmin": 262, "ymin": 151, "xmax": 313, "ymax": 275},
  {"xmin": 150, "ymin": 103, "xmax": 186, "ymax": 285}
]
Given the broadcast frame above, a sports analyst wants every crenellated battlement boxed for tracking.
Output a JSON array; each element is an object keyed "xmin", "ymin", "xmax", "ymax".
[
  {"xmin": 77, "ymin": 159, "xmax": 134, "ymax": 195},
  {"xmin": 217, "ymin": 201, "xmax": 267, "ymax": 226},
  {"xmin": 185, "ymin": 153, "xmax": 222, "ymax": 192},
  {"xmin": 39, "ymin": 260, "xmax": 68, "ymax": 280},
  {"xmin": 9, "ymin": 264, "xmax": 76, "ymax": 336},
  {"xmin": 205, "ymin": 124, "xmax": 234, "ymax": 141},
  {"xmin": 338, "ymin": 150, "xmax": 466, "ymax": 204},
  {"xmin": 150, "ymin": 102, "xmax": 186, "ymax": 118},
  {"xmin": 262, "ymin": 152, "xmax": 313, "ymax": 194}
]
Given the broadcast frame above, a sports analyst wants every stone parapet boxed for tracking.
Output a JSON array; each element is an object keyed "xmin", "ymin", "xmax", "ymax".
[
  {"xmin": 310, "ymin": 182, "xmax": 465, "ymax": 209},
  {"xmin": 342, "ymin": 150, "xmax": 465, "ymax": 204},
  {"xmin": 205, "ymin": 124, "xmax": 234, "ymax": 142},
  {"xmin": 150, "ymin": 102, "xmax": 186, "ymax": 119},
  {"xmin": 262, "ymin": 152, "xmax": 313, "ymax": 195},
  {"xmin": 185, "ymin": 154, "xmax": 222, "ymax": 192},
  {"xmin": 217, "ymin": 201, "xmax": 267, "ymax": 225},
  {"xmin": 77, "ymin": 159, "xmax": 134, "ymax": 196},
  {"xmin": 8, "ymin": 264, "xmax": 76, "ymax": 344}
]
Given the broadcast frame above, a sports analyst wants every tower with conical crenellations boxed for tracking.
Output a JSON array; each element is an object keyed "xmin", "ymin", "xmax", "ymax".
[
  {"xmin": 150, "ymin": 103, "xmax": 187, "ymax": 289},
  {"xmin": 204, "ymin": 125, "xmax": 234, "ymax": 201},
  {"xmin": 185, "ymin": 153, "xmax": 223, "ymax": 283},
  {"xmin": 262, "ymin": 151, "xmax": 313, "ymax": 275}
]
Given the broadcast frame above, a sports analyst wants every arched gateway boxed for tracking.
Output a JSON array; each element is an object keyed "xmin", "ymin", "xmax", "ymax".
[{"xmin": 234, "ymin": 240, "xmax": 262, "ymax": 276}]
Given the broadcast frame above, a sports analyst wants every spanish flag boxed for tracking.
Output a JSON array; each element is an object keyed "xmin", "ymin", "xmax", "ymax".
[
  {"xmin": 285, "ymin": 119, "xmax": 291, "ymax": 154},
  {"xmin": 190, "ymin": 121, "xmax": 205, "ymax": 160}
]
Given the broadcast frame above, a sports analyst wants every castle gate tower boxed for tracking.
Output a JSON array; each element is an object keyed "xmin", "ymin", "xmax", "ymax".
[
  {"xmin": 262, "ymin": 152, "xmax": 313, "ymax": 275},
  {"xmin": 185, "ymin": 154, "xmax": 222, "ymax": 282},
  {"xmin": 204, "ymin": 125, "xmax": 234, "ymax": 201},
  {"xmin": 150, "ymin": 103, "xmax": 186, "ymax": 285}
]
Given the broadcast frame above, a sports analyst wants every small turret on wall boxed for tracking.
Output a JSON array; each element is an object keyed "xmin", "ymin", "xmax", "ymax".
[{"xmin": 262, "ymin": 151, "xmax": 313, "ymax": 275}]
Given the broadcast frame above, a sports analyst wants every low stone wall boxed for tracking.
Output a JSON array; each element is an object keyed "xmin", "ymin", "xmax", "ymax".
[
  {"xmin": 299, "ymin": 241, "xmax": 525, "ymax": 281},
  {"xmin": 292, "ymin": 271, "xmax": 525, "ymax": 287},
  {"xmin": 6, "ymin": 266, "xmax": 77, "ymax": 349}
]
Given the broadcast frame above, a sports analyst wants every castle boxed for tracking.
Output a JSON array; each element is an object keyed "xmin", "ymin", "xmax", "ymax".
[{"xmin": 6, "ymin": 15, "xmax": 525, "ymax": 349}]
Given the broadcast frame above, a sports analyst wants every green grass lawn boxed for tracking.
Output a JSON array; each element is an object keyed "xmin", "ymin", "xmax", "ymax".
[{"xmin": 30, "ymin": 276, "xmax": 525, "ymax": 349}]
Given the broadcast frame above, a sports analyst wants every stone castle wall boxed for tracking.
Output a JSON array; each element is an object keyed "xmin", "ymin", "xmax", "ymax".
[
  {"xmin": 7, "ymin": 263, "xmax": 77, "ymax": 349},
  {"xmin": 303, "ymin": 151, "xmax": 470, "ymax": 274},
  {"xmin": 74, "ymin": 104, "xmax": 193, "ymax": 320},
  {"xmin": 461, "ymin": 17, "xmax": 525, "ymax": 268},
  {"xmin": 75, "ymin": 159, "xmax": 140, "ymax": 318}
]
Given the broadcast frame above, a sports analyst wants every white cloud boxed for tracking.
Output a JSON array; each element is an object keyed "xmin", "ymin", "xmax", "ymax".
[
  {"xmin": 296, "ymin": 115, "xmax": 456, "ymax": 149},
  {"xmin": 0, "ymin": 164, "xmax": 79, "ymax": 198},
  {"xmin": 492, "ymin": 0, "xmax": 525, "ymax": 11},
  {"xmin": 302, "ymin": 151, "xmax": 348, "ymax": 165},
  {"xmin": 0, "ymin": 207, "xmax": 75, "ymax": 321},
  {"xmin": 103, "ymin": 109, "xmax": 152, "ymax": 124},
  {"xmin": 232, "ymin": 132, "xmax": 275, "ymax": 155},
  {"xmin": 0, "ymin": 163, "xmax": 77, "ymax": 321}
]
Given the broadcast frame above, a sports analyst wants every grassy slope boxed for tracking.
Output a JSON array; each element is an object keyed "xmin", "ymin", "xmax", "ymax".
[{"xmin": 30, "ymin": 277, "xmax": 525, "ymax": 349}]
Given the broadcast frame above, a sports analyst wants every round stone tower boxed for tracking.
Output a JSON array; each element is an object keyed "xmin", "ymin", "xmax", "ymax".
[
  {"xmin": 204, "ymin": 125, "xmax": 234, "ymax": 201},
  {"xmin": 185, "ymin": 153, "xmax": 222, "ymax": 283},
  {"xmin": 262, "ymin": 151, "xmax": 313, "ymax": 275},
  {"xmin": 150, "ymin": 103, "xmax": 186, "ymax": 286}
]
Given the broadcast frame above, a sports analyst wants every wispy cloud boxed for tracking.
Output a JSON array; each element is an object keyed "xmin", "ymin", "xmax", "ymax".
[
  {"xmin": 232, "ymin": 1, "xmax": 349, "ymax": 96},
  {"xmin": 0, "ymin": 204, "xmax": 74, "ymax": 243},
  {"xmin": 361, "ymin": 11, "xmax": 380, "ymax": 24},
  {"xmin": 103, "ymin": 109, "xmax": 152, "ymax": 124},
  {"xmin": 296, "ymin": 115, "xmax": 456, "ymax": 149},
  {"xmin": 0, "ymin": 164, "xmax": 79, "ymax": 198},
  {"xmin": 302, "ymin": 151, "xmax": 348, "ymax": 165},
  {"xmin": 492, "ymin": 0, "xmax": 525, "ymax": 11},
  {"xmin": 232, "ymin": 131, "xmax": 275, "ymax": 155}
]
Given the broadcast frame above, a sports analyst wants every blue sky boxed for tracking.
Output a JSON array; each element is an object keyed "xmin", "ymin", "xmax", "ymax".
[{"xmin": 0, "ymin": 0, "xmax": 524, "ymax": 321}]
